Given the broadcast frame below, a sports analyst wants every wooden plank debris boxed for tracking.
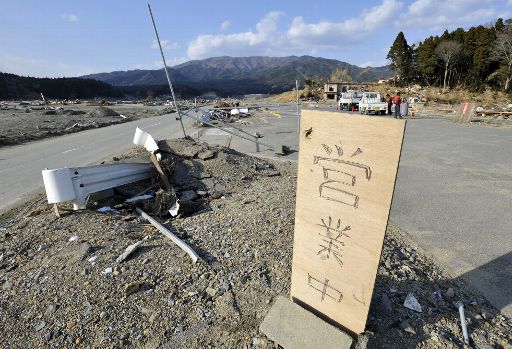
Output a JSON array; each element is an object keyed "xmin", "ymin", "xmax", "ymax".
[
  {"xmin": 475, "ymin": 110, "xmax": 512, "ymax": 117},
  {"xmin": 149, "ymin": 153, "xmax": 172, "ymax": 190},
  {"xmin": 290, "ymin": 110, "xmax": 405, "ymax": 335},
  {"xmin": 116, "ymin": 240, "xmax": 143, "ymax": 264},
  {"xmin": 136, "ymin": 208, "xmax": 200, "ymax": 263},
  {"xmin": 53, "ymin": 204, "xmax": 61, "ymax": 218}
]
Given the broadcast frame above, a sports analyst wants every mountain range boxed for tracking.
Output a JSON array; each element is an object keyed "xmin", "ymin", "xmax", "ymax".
[{"xmin": 82, "ymin": 56, "xmax": 392, "ymax": 96}]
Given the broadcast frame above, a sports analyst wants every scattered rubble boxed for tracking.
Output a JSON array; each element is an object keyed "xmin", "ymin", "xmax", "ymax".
[
  {"xmin": 0, "ymin": 103, "xmax": 187, "ymax": 148},
  {"xmin": 0, "ymin": 138, "xmax": 510, "ymax": 348}
]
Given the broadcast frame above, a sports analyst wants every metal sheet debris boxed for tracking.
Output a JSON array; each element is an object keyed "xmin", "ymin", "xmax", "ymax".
[
  {"xmin": 133, "ymin": 127, "xmax": 159, "ymax": 152},
  {"xmin": 125, "ymin": 194, "xmax": 154, "ymax": 203},
  {"xmin": 136, "ymin": 208, "xmax": 199, "ymax": 263},
  {"xmin": 97, "ymin": 206, "xmax": 120, "ymax": 214},
  {"xmin": 169, "ymin": 202, "xmax": 180, "ymax": 217},
  {"xmin": 456, "ymin": 301, "xmax": 470, "ymax": 344}
]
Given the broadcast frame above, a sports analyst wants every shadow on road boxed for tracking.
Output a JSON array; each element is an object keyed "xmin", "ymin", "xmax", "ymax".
[{"xmin": 456, "ymin": 251, "xmax": 512, "ymax": 315}]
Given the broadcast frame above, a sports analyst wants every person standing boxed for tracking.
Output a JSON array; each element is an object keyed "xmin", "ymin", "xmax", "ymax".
[
  {"xmin": 393, "ymin": 92, "xmax": 401, "ymax": 118},
  {"xmin": 400, "ymin": 97, "xmax": 408, "ymax": 119},
  {"xmin": 386, "ymin": 94, "xmax": 392, "ymax": 115}
]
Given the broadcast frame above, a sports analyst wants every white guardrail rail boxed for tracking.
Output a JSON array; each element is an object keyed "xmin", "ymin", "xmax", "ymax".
[{"xmin": 42, "ymin": 163, "xmax": 154, "ymax": 210}]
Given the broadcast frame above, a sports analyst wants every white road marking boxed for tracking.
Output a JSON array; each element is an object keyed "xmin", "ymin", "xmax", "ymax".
[
  {"xmin": 61, "ymin": 148, "xmax": 78, "ymax": 154},
  {"xmin": 144, "ymin": 122, "xmax": 162, "ymax": 128}
]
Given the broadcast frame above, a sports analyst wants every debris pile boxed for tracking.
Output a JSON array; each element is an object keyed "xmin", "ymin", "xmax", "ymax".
[
  {"xmin": 1, "ymin": 138, "xmax": 511, "ymax": 348},
  {"xmin": 86, "ymin": 107, "xmax": 120, "ymax": 118},
  {"xmin": 0, "ymin": 104, "xmax": 164, "ymax": 148}
]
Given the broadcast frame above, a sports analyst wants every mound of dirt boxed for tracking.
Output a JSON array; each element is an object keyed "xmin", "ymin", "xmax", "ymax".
[
  {"xmin": 62, "ymin": 110, "xmax": 86, "ymax": 116},
  {"xmin": 87, "ymin": 107, "xmax": 120, "ymax": 118},
  {"xmin": 0, "ymin": 139, "xmax": 510, "ymax": 348}
]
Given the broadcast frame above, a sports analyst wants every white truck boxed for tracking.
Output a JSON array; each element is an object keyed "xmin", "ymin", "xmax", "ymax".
[
  {"xmin": 338, "ymin": 90, "xmax": 363, "ymax": 111},
  {"xmin": 358, "ymin": 92, "xmax": 387, "ymax": 115}
]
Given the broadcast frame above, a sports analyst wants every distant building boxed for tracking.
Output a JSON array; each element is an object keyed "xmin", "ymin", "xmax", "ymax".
[
  {"xmin": 324, "ymin": 82, "xmax": 342, "ymax": 101},
  {"xmin": 324, "ymin": 82, "xmax": 367, "ymax": 101}
]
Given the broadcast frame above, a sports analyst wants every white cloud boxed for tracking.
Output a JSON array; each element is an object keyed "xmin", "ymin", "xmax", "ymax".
[
  {"xmin": 287, "ymin": 0, "xmax": 401, "ymax": 48},
  {"xmin": 400, "ymin": 0, "xmax": 497, "ymax": 29},
  {"xmin": 187, "ymin": 11, "xmax": 284, "ymax": 59},
  {"xmin": 221, "ymin": 20, "xmax": 231, "ymax": 31},
  {"xmin": 185, "ymin": 0, "xmax": 506, "ymax": 62},
  {"xmin": 151, "ymin": 39, "xmax": 179, "ymax": 50},
  {"xmin": 186, "ymin": 1, "xmax": 402, "ymax": 59},
  {"xmin": 358, "ymin": 60, "xmax": 388, "ymax": 68},
  {"xmin": 153, "ymin": 56, "xmax": 188, "ymax": 68},
  {"xmin": 61, "ymin": 14, "xmax": 78, "ymax": 22}
]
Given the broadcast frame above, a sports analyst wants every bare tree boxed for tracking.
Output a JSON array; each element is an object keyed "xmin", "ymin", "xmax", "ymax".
[
  {"xmin": 435, "ymin": 40, "xmax": 463, "ymax": 92},
  {"xmin": 330, "ymin": 67, "xmax": 352, "ymax": 82},
  {"xmin": 492, "ymin": 32, "xmax": 512, "ymax": 92}
]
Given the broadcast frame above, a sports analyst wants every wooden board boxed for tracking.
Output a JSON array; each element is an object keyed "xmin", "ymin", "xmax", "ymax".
[{"xmin": 290, "ymin": 110, "xmax": 406, "ymax": 335}]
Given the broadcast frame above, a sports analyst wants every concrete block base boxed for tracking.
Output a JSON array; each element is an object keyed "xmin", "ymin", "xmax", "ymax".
[{"xmin": 260, "ymin": 296, "xmax": 353, "ymax": 349}]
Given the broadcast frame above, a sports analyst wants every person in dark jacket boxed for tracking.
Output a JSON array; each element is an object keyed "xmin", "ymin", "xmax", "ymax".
[{"xmin": 386, "ymin": 94, "xmax": 392, "ymax": 115}]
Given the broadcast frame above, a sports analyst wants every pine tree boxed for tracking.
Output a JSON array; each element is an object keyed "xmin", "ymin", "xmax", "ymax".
[
  {"xmin": 387, "ymin": 32, "xmax": 413, "ymax": 84},
  {"xmin": 495, "ymin": 18, "xmax": 505, "ymax": 32},
  {"xmin": 416, "ymin": 36, "xmax": 440, "ymax": 85}
]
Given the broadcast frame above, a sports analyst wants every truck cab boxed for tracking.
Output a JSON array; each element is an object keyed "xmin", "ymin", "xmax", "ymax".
[
  {"xmin": 338, "ymin": 90, "xmax": 363, "ymax": 111},
  {"xmin": 358, "ymin": 92, "xmax": 387, "ymax": 115}
]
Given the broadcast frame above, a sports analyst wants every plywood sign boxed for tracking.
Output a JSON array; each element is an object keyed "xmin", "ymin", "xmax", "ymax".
[{"xmin": 290, "ymin": 110, "xmax": 405, "ymax": 334}]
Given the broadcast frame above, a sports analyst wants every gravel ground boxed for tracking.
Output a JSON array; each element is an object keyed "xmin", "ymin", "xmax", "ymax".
[
  {"xmin": 0, "ymin": 104, "xmax": 175, "ymax": 148},
  {"xmin": 0, "ymin": 139, "xmax": 510, "ymax": 349}
]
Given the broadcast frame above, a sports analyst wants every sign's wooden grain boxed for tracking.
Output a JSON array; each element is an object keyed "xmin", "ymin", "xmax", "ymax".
[{"xmin": 290, "ymin": 110, "xmax": 406, "ymax": 334}]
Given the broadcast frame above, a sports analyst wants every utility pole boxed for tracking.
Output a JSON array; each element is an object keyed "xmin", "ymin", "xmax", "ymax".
[
  {"xmin": 296, "ymin": 80, "xmax": 300, "ymax": 134},
  {"xmin": 147, "ymin": 3, "xmax": 186, "ymax": 138}
]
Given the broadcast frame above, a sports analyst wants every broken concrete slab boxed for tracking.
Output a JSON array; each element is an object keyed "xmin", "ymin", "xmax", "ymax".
[
  {"xmin": 404, "ymin": 293, "xmax": 422, "ymax": 312},
  {"xmin": 180, "ymin": 190, "xmax": 198, "ymax": 202},
  {"xmin": 197, "ymin": 149, "xmax": 215, "ymax": 160},
  {"xmin": 57, "ymin": 243, "xmax": 91, "ymax": 265},
  {"xmin": 260, "ymin": 296, "xmax": 353, "ymax": 349},
  {"xmin": 158, "ymin": 139, "xmax": 200, "ymax": 158}
]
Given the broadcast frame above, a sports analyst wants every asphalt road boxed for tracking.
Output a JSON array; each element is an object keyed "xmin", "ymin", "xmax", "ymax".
[
  {"xmin": 202, "ymin": 108, "xmax": 512, "ymax": 316},
  {"xmin": 1, "ymin": 104, "xmax": 511, "ymax": 317},
  {"xmin": 391, "ymin": 119, "xmax": 512, "ymax": 316},
  {"xmin": 0, "ymin": 111, "xmax": 194, "ymax": 210}
]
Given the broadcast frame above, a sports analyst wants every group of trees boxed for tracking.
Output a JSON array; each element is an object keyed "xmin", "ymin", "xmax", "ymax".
[
  {"xmin": 0, "ymin": 73, "xmax": 122, "ymax": 100},
  {"xmin": 387, "ymin": 18, "xmax": 512, "ymax": 92},
  {"xmin": 0, "ymin": 73, "xmax": 206, "ymax": 100}
]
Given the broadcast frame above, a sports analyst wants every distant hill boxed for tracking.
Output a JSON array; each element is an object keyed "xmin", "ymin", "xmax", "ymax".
[
  {"xmin": 0, "ymin": 56, "xmax": 392, "ymax": 100},
  {"xmin": 0, "ymin": 73, "xmax": 122, "ymax": 100},
  {"xmin": 82, "ymin": 56, "xmax": 392, "ymax": 95},
  {"xmin": 0, "ymin": 72, "xmax": 202, "ymax": 100}
]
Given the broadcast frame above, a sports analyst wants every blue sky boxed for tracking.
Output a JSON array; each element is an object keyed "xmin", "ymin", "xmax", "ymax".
[{"xmin": 1, "ymin": 0, "xmax": 511, "ymax": 77}]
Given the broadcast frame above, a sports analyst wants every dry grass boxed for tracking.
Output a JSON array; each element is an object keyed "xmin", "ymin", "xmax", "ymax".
[
  {"xmin": 267, "ymin": 86, "xmax": 323, "ymax": 103},
  {"xmin": 267, "ymin": 83, "xmax": 511, "ymax": 109},
  {"xmin": 370, "ymin": 83, "xmax": 511, "ymax": 108}
]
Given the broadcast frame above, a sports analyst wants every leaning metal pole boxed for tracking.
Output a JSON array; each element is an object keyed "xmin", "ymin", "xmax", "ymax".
[
  {"xmin": 147, "ymin": 3, "xmax": 186, "ymax": 138},
  {"xmin": 296, "ymin": 79, "xmax": 300, "ymax": 133}
]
